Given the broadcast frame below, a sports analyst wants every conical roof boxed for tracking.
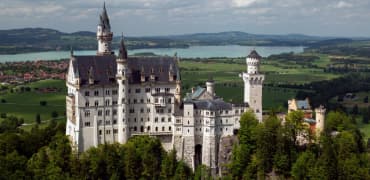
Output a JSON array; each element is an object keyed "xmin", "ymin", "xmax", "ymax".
[
  {"xmin": 118, "ymin": 35, "xmax": 128, "ymax": 59},
  {"xmin": 247, "ymin": 50, "xmax": 261, "ymax": 59}
]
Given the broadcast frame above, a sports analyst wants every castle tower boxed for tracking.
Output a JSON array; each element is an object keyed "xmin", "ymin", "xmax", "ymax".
[
  {"xmin": 97, "ymin": 2, "xmax": 113, "ymax": 55},
  {"xmin": 202, "ymin": 109, "xmax": 217, "ymax": 175},
  {"xmin": 315, "ymin": 105, "xmax": 326, "ymax": 135},
  {"xmin": 174, "ymin": 53, "xmax": 182, "ymax": 104},
  {"xmin": 116, "ymin": 35, "xmax": 130, "ymax": 143},
  {"xmin": 206, "ymin": 77, "xmax": 215, "ymax": 97},
  {"xmin": 240, "ymin": 50, "xmax": 264, "ymax": 122}
]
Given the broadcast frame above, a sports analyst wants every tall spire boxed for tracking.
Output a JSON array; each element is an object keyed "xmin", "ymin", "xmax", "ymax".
[
  {"xmin": 118, "ymin": 34, "xmax": 128, "ymax": 59},
  {"xmin": 97, "ymin": 2, "xmax": 113, "ymax": 55},
  {"xmin": 100, "ymin": 2, "xmax": 110, "ymax": 30}
]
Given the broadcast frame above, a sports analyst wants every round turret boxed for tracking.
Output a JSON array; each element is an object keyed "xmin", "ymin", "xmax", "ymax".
[
  {"xmin": 246, "ymin": 50, "xmax": 261, "ymax": 74},
  {"xmin": 315, "ymin": 105, "xmax": 326, "ymax": 134},
  {"xmin": 97, "ymin": 2, "xmax": 113, "ymax": 55},
  {"xmin": 206, "ymin": 77, "xmax": 215, "ymax": 96}
]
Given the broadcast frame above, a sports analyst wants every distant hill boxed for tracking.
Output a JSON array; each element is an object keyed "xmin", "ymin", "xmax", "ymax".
[{"xmin": 0, "ymin": 28, "xmax": 365, "ymax": 54}]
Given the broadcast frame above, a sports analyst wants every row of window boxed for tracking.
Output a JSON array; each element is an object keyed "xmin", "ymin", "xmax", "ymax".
[
  {"xmin": 85, "ymin": 117, "xmax": 172, "ymax": 127},
  {"xmin": 85, "ymin": 90, "xmax": 118, "ymax": 97},
  {"xmin": 84, "ymin": 110, "xmax": 117, "ymax": 117},
  {"xmin": 85, "ymin": 100, "xmax": 117, "ymax": 107},
  {"xmin": 85, "ymin": 88, "xmax": 172, "ymax": 97},
  {"xmin": 129, "ymin": 126, "xmax": 172, "ymax": 132},
  {"xmin": 84, "ymin": 120, "xmax": 118, "ymax": 127}
]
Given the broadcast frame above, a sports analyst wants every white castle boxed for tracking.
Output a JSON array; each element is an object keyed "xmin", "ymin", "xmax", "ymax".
[{"xmin": 65, "ymin": 4, "xmax": 264, "ymax": 174}]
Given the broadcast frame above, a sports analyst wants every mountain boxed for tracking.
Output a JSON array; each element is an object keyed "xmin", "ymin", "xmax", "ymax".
[{"xmin": 0, "ymin": 28, "xmax": 361, "ymax": 54}]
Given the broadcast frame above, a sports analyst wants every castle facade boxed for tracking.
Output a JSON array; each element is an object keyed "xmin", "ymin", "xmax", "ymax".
[{"xmin": 65, "ymin": 4, "xmax": 264, "ymax": 174}]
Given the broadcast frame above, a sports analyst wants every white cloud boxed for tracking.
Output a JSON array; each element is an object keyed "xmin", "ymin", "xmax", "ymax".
[
  {"xmin": 0, "ymin": 0, "xmax": 369, "ymax": 36},
  {"xmin": 232, "ymin": 0, "xmax": 259, "ymax": 8},
  {"xmin": 334, "ymin": 1, "xmax": 353, "ymax": 8}
]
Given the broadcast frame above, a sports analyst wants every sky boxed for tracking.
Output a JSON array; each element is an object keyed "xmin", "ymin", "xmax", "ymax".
[{"xmin": 0, "ymin": 0, "xmax": 370, "ymax": 37}]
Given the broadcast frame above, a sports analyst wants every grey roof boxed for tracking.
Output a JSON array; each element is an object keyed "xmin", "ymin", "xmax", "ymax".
[
  {"xmin": 127, "ymin": 56, "xmax": 179, "ymax": 84},
  {"xmin": 186, "ymin": 99, "xmax": 233, "ymax": 110},
  {"xmin": 71, "ymin": 55, "xmax": 179, "ymax": 86},
  {"xmin": 296, "ymin": 99, "xmax": 310, "ymax": 110},
  {"xmin": 304, "ymin": 118, "xmax": 316, "ymax": 124},
  {"xmin": 118, "ymin": 36, "xmax": 128, "ymax": 59},
  {"xmin": 190, "ymin": 86, "xmax": 205, "ymax": 99},
  {"xmin": 99, "ymin": 2, "xmax": 111, "ymax": 30},
  {"xmin": 247, "ymin": 50, "xmax": 262, "ymax": 59},
  {"xmin": 72, "ymin": 55, "xmax": 117, "ymax": 86}
]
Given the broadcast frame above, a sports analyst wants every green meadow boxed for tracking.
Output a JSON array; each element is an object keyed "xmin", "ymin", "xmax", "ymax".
[{"xmin": 0, "ymin": 79, "xmax": 66, "ymax": 124}]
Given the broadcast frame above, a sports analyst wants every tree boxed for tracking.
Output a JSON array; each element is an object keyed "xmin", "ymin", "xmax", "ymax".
[
  {"xmin": 291, "ymin": 151, "xmax": 316, "ymax": 179},
  {"xmin": 35, "ymin": 114, "xmax": 41, "ymax": 124},
  {"xmin": 40, "ymin": 101, "xmax": 47, "ymax": 106},
  {"xmin": 174, "ymin": 161, "xmax": 192, "ymax": 180},
  {"xmin": 161, "ymin": 149, "xmax": 178, "ymax": 179},
  {"xmin": 51, "ymin": 111, "xmax": 58, "ymax": 119},
  {"xmin": 362, "ymin": 106, "xmax": 370, "ymax": 124},
  {"xmin": 351, "ymin": 104, "xmax": 359, "ymax": 115},
  {"xmin": 256, "ymin": 115, "xmax": 281, "ymax": 175},
  {"xmin": 194, "ymin": 165, "xmax": 211, "ymax": 180},
  {"xmin": 364, "ymin": 96, "xmax": 369, "ymax": 103},
  {"xmin": 229, "ymin": 111, "xmax": 258, "ymax": 179}
]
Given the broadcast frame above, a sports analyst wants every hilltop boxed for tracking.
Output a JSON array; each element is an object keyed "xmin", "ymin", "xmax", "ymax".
[{"xmin": 0, "ymin": 28, "xmax": 339, "ymax": 54}]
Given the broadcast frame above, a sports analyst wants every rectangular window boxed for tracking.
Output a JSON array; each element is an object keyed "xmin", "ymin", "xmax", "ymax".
[
  {"xmin": 95, "ymin": 101, "xmax": 99, "ymax": 107},
  {"xmin": 155, "ymin": 88, "xmax": 160, "ymax": 93},
  {"xmin": 113, "ymin": 120, "xmax": 117, "ymax": 124},
  {"xmin": 105, "ymin": 90, "xmax": 110, "ymax": 95},
  {"xmin": 85, "ymin": 110, "xmax": 90, "ymax": 117},
  {"xmin": 105, "ymin": 110, "xmax": 110, "ymax": 116},
  {"xmin": 85, "ymin": 101, "xmax": 89, "ymax": 107},
  {"xmin": 112, "ymin": 90, "xmax": 118, "ymax": 95},
  {"xmin": 85, "ymin": 91, "xmax": 90, "ymax": 96},
  {"xmin": 113, "ymin": 129, "xmax": 118, "ymax": 134},
  {"xmin": 84, "ymin": 122, "xmax": 90, "ymax": 127},
  {"xmin": 105, "ymin": 120, "xmax": 110, "ymax": 125},
  {"xmin": 106, "ymin": 130, "xmax": 111, "ymax": 134},
  {"xmin": 135, "ymin": 88, "xmax": 141, "ymax": 93},
  {"xmin": 145, "ymin": 88, "xmax": 151, "ymax": 93},
  {"xmin": 105, "ymin": 100, "xmax": 110, "ymax": 106},
  {"xmin": 140, "ymin": 99, "xmax": 144, "ymax": 103},
  {"xmin": 94, "ymin": 91, "xmax": 99, "ymax": 96},
  {"xmin": 113, "ymin": 110, "xmax": 117, "ymax": 116},
  {"xmin": 98, "ymin": 110, "xmax": 102, "ymax": 116},
  {"xmin": 112, "ymin": 101, "xmax": 117, "ymax": 105},
  {"xmin": 165, "ymin": 88, "xmax": 170, "ymax": 93}
]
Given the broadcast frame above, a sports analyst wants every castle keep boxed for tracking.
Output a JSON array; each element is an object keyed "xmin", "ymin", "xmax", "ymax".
[{"xmin": 65, "ymin": 4, "xmax": 264, "ymax": 173}]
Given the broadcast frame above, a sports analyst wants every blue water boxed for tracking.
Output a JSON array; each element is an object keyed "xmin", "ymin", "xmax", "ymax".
[{"xmin": 0, "ymin": 45, "xmax": 304, "ymax": 62}]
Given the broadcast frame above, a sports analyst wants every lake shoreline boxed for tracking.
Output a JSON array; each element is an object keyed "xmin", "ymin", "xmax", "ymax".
[{"xmin": 0, "ymin": 45, "xmax": 304, "ymax": 62}]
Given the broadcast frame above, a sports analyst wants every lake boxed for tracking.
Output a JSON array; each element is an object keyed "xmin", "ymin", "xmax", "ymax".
[{"xmin": 0, "ymin": 45, "xmax": 304, "ymax": 62}]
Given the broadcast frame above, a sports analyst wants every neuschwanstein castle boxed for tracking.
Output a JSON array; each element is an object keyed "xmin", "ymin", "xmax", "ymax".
[{"xmin": 65, "ymin": 4, "xmax": 264, "ymax": 174}]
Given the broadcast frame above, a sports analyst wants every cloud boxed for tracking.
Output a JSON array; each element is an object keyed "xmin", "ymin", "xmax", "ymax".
[
  {"xmin": 0, "ymin": 0, "xmax": 369, "ymax": 36},
  {"xmin": 232, "ymin": 0, "xmax": 258, "ymax": 7},
  {"xmin": 334, "ymin": 1, "xmax": 353, "ymax": 8}
]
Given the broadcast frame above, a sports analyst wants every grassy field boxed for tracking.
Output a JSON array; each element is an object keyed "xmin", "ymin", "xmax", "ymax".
[{"xmin": 0, "ymin": 79, "xmax": 66, "ymax": 124}]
